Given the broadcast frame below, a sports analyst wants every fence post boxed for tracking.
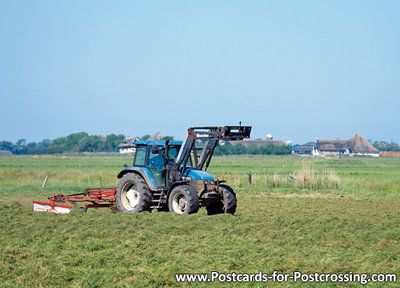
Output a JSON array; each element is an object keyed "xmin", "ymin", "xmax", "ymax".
[
  {"xmin": 248, "ymin": 173, "xmax": 252, "ymax": 185},
  {"xmin": 42, "ymin": 176, "xmax": 48, "ymax": 189}
]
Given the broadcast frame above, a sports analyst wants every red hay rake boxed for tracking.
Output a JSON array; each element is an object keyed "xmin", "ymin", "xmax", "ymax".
[{"xmin": 33, "ymin": 187, "xmax": 116, "ymax": 213}]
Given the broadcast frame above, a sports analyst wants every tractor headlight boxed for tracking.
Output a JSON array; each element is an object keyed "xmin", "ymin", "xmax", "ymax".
[{"xmin": 182, "ymin": 176, "xmax": 192, "ymax": 181}]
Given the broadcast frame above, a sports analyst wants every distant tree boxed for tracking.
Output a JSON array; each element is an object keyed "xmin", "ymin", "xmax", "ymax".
[
  {"xmin": 0, "ymin": 141, "xmax": 14, "ymax": 152},
  {"xmin": 38, "ymin": 139, "xmax": 51, "ymax": 149},
  {"xmin": 247, "ymin": 144, "xmax": 260, "ymax": 155},
  {"xmin": 26, "ymin": 139, "xmax": 51, "ymax": 154},
  {"xmin": 371, "ymin": 140, "xmax": 400, "ymax": 152},
  {"xmin": 141, "ymin": 134, "xmax": 151, "ymax": 140},
  {"xmin": 87, "ymin": 135, "xmax": 104, "ymax": 152},
  {"xmin": 12, "ymin": 139, "xmax": 28, "ymax": 154},
  {"xmin": 231, "ymin": 143, "xmax": 246, "ymax": 154},
  {"xmin": 259, "ymin": 144, "xmax": 272, "ymax": 155},
  {"xmin": 77, "ymin": 135, "xmax": 91, "ymax": 152},
  {"xmin": 16, "ymin": 139, "xmax": 26, "ymax": 146},
  {"xmin": 104, "ymin": 134, "xmax": 125, "ymax": 152},
  {"xmin": 26, "ymin": 142, "xmax": 36, "ymax": 150},
  {"xmin": 214, "ymin": 141, "xmax": 232, "ymax": 155},
  {"xmin": 44, "ymin": 132, "xmax": 89, "ymax": 153},
  {"xmin": 283, "ymin": 144, "xmax": 293, "ymax": 154},
  {"xmin": 274, "ymin": 144, "xmax": 292, "ymax": 155}
]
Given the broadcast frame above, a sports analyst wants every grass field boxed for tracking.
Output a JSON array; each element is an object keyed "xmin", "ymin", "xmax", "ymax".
[{"xmin": 1, "ymin": 155, "xmax": 399, "ymax": 287}]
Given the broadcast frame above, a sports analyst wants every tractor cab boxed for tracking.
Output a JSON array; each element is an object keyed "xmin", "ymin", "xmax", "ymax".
[{"xmin": 128, "ymin": 141, "xmax": 190, "ymax": 189}]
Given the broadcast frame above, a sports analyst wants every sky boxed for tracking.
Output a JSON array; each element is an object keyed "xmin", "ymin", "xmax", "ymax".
[{"xmin": 0, "ymin": 0, "xmax": 399, "ymax": 144}]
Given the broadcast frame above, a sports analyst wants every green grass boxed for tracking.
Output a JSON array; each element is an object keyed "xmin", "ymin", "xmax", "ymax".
[{"xmin": 1, "ymin": 155, "xmax": 400, "ymax": 287}]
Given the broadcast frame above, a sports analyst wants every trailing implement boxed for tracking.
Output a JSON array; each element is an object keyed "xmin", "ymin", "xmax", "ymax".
[{"xmin": 33, "ymin": 188, "xmax": 117, "ymax": 213}]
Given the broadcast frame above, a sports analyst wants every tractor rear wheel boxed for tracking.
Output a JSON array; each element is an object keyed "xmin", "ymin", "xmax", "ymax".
[
  {"xmin": 116, "ymin": 173, "xmax": 152, "ymax": 214},
  {"xmin": 206, "ymin": 184, "xmax": 237, "ymax": 215},
  {"xmin": 168, "ymin": 185, "xmax": 199, "ymax": 214}
]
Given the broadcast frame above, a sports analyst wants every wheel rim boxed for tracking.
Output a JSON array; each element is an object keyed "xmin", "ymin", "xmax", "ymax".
[
  {"xmin": 172, "ymin": 193, "xmax": 187, "ymax": 214},
  {"xmin": 121, "ymin": 183, "xmax": 140, "ymax": 210}
]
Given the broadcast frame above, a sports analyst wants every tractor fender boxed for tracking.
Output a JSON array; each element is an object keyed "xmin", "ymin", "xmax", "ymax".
[{"xmin": 117, "ymin": 168, "xmax": 158, "ymax": 191}]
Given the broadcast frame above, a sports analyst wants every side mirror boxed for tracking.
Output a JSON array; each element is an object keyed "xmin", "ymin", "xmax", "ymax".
[{"xmin": 151, "ymin": 145, "xmax": 159, "ymax": 154}]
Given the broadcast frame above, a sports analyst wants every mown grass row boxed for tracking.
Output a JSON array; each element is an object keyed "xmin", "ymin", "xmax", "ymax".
[{"xmin": 1, "ymin": 195, "xmax": 400, "ymax": 287}]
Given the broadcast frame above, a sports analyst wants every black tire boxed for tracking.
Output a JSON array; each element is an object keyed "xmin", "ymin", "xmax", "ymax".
[
  {"xmin": 206, "ymin": 200, "xmax": 223, "ymax": 215},
  {"xmin": 206, "ymin": 184, "xmax": 237, "ymax": 215},
  {"xmin": 168, "ymin": 185, "xmax": 199, "ymax": 214},
  {"xmin": 116, "ymin": 173, "xmax": 152, "ymax": 214}
]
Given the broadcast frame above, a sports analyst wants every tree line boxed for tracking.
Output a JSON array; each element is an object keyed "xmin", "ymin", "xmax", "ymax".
[
  {"xmin": 0, "ymin": 132, "xmax": 176, "ymax": 155},
  {"xmin": 214, "ymin": 142, "xmax": 292, "ymax": 155},
  {"xmin": 0, "ymin": 132, "xmax": 126, "ymax": 154}
]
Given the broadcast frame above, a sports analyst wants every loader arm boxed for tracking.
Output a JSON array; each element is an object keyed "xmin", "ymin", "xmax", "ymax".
[{"xmin": 175, "ymin": 126, "xmax": 252, "ymax": 171}]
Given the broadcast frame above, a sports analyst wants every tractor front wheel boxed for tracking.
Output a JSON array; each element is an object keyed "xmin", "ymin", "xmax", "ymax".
[
  {"xmin": 206, "ymin": 184, "xmax": 237, "ymax": 215},
  {"xmin": 116, "ymin": 173, "xmax": 152, "ymax": 214},
  {"xmin": 168, "ymin": 185, "xmax": 199, "ymax": 214}
]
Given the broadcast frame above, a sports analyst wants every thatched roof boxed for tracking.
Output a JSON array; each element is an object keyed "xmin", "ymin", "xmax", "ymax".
[
  {"xmin": 316, "ymin": 139, "xmax": 348, "ymax": 152},
  {"xmin": 316, "ymin": 133, "xmax": 379, "ymax": 154},
  {"xmin": 118, "ymin": 137, "xmax": 139, "ymax": 148},
  {"xmin": 293, "ymin": 142, "xmax": 315, "ymax": 154},
  {"xmin": 149, "ymin": 131, "xmax": 164, "ymax": 141},
  {"xmin": 348, "ymin": 133, "xmax": 379, "ymax": 153}
]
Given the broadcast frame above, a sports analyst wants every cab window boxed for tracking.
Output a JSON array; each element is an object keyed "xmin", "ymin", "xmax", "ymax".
[
  {"xmin": 168, "ymin": 146, "xmax": 192, "ymax": 167},
  {"xmin": 134, "ymin": 146, "xmax": 147, "ymax": 166},
  {"xmin": 148, "ymin": 149, "xmax": 165, "ymax": 170},
  {"xmin": 168, "ymin": 146, "xmax": 179, "ymax": 162}
]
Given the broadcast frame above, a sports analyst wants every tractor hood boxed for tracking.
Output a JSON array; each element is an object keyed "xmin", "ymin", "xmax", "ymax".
[{"xmin": 183, "ymin": 168, "xmax": 214, "ymax": 181}]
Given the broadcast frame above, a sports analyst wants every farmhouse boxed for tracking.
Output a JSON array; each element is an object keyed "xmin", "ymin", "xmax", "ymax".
[
  {"xmin": 293, "ymin": 142, "xmax": 317, "ymax": 155},
  {"xmin": 294, "ymin": 133, "xmax": 379, "ymax": 157},
  {"xmin": 118, "ymin": 137, "xmax": 139, "ymax": 153},
  {"xmin": 316, "ymin": 139, "xmax": 349, "ymax": 157}
]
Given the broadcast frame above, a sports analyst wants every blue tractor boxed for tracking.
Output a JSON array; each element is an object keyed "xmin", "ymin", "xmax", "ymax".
[{"xmin": 115, "ymin": 126, "xmax": 251, "ymax": 214}]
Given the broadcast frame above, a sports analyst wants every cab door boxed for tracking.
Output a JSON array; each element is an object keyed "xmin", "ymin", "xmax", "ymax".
[{"xmin": 147, "ymin": 148, "xmax": 166, "ymax": 188}]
